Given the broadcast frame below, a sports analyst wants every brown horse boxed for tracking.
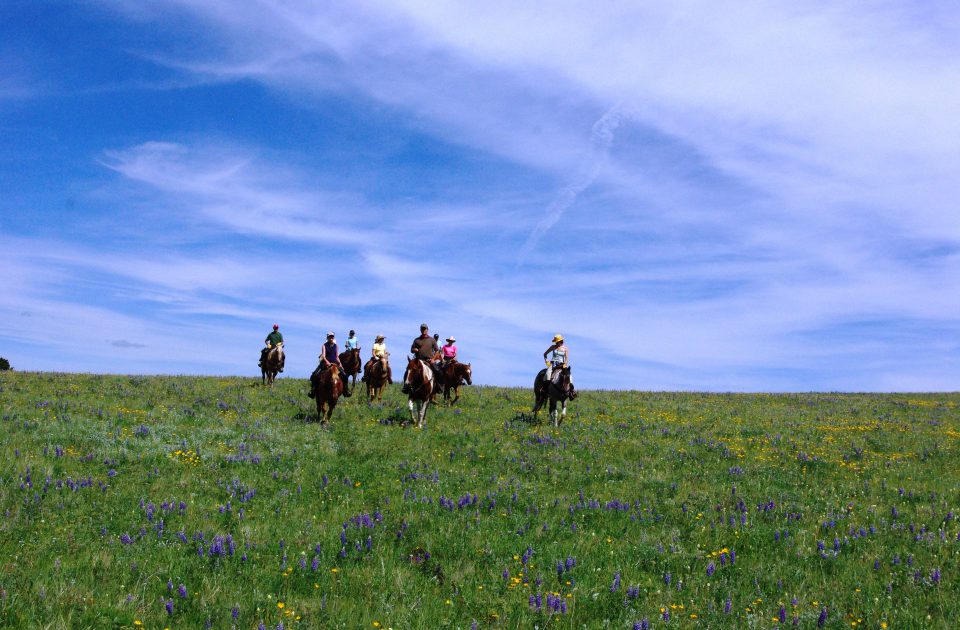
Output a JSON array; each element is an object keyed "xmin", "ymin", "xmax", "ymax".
[
  {"xmin": 260, "ymin": 346, "xmax": 283, "ymax": 386},
  {"xmin": 339, "ymin": 348, "xmax": 362, "ymax": 388},
  {"xmin": 404, "ymin": 357, "xmax": 434, "ymax": 428},
  {"xmin": 364, "ymin": 359, "xmax": 389, "ymax": 402},
  {"xmin": 309, "ymin": 364, "xmax": 343, "ymax": 425},
  {"xmin": 533, "ymin": 366, "xmax": 575, "ymax": 426},
  {"xmin": 441, "ymin": 361, "xmax": 472, "ymax": 405}
]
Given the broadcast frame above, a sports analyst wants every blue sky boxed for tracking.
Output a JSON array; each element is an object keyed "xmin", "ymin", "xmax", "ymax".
[{"xmin": 2, "ymin": 1, "xmax": 959, "ymax": 390}]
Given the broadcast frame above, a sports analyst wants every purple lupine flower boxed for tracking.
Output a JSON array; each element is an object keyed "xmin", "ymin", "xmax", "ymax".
[
  {"xmin": 817, "ymin": 607, "xmax": 827, "ymax": 627},
  {"xmin": 706, "ymin": 561, "xmax": 715, "ymax": 577},
  {"xmin": 167, "ymin": 579, "xmax": 173, "ymax": 592},
  {"xmin": 165, "ymin": 599, "xmax": 174, "ymax": 615},
  {"xmin": 177, "ymin": 584, "xmax": 187, "ymax": 598},
  {"xmin": 258, "ymin": 623, "xmax": 266, "ymax": 630},
  {"xmin": 611, "ymin": 571, "xmax": 620, "ymax": 592},
  {"xmin": 471, "ymin": 620, "xmax": 477, "ymax": 630},
  {"xmin": 779, "ymin": 605, "xmax": 786, "ymax": 623},
  {"xmin": 724, "ymin": 597, "xmax": 732, "ymax": 614},
  {"xmin": 663, "ymin": 572, "xmax": 671, "ymax": 586},
  {"xmin": 662, "ymin": 608, "xmax": 670, "ymax": 621},
  {"xmin": 232, "ymin": 607, "xmax": 239, "ymax": 619},
  {"xmin": 931, "ymin": 568, "xmax": 941, "ymax": 584},
  {"xmin": 729, "ymin": 549, "xmax": 736, "ymax": 564}
]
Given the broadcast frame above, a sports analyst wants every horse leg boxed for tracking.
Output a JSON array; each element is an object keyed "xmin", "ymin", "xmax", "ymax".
[
  {"xmin": 418, "ymin": 400, "xmax": 428, "ymax": 428},
  {"xmin": 550, "ymin": 398, "xmax": 558, "ymax": 427},
  {"xmin": 453, "ymin": 385, "xmax": 461, "ymax": 405},
  {"xmin": 408, "ymin": 398, "xmax": 416, "ymax": 425}
]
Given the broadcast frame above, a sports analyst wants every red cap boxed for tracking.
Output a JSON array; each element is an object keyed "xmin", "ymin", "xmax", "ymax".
[{"xmin": 273, "ymin": 324, "xmax": 279, "ymax": 329}]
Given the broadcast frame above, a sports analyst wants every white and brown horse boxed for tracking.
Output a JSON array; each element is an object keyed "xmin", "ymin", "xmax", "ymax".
[{"xmin": 404, "ymin": 357, "xmax": 434, "ymax": 428}]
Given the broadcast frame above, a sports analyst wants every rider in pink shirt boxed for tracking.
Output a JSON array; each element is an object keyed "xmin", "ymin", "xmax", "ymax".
[{"xmin": 441, "ymin": 337, "xmax": 457, "ymax": 366}]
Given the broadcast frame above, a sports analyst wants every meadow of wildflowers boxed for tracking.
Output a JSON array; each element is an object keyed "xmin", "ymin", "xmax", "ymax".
[{"xmin": 0, "ymin": 371, "xmax": 957, "ymax": 628}]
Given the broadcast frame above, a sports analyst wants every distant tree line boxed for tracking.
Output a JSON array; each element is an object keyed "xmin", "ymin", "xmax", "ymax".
[{"xmin": 0, "ymin": 357, "xmax": 11, "ymax": 371}]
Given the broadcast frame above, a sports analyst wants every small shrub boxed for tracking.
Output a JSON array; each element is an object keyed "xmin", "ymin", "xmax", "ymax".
[{"xmin": 0, "ymin": 357, "xmax": 10, "ymax": 371}]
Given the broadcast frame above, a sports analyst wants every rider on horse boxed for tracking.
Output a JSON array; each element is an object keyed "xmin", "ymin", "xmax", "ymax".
[
  {"xmin": 403, "ymin": 323, "xmax": 440, "ymax": 393},
  {"xmin": 345, "ymin": 329, "xmax": 360, "ymax": 352},
  {"xmin": 543, "ymin": 334, "xmax": 570, "ymax": 384},
  {"xmin": 319, "ymin": 332, "xmax": 351, "ymax": 397},
  {"xmin": 260, "ymin": 324, "xmax": 285, "ymax": 372},
  {"xmin": 441, "ymin": 336, "xmax": 457, "ymax": 367},
  {"xmin": 364, "ymin": 334, "xmax": 393, "ymax": 384}
]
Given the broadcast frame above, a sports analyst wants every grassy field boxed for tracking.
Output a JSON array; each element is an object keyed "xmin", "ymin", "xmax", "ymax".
[{"xmin": 0, "ymin": 371, "xmax": 957, "ymax": 629}]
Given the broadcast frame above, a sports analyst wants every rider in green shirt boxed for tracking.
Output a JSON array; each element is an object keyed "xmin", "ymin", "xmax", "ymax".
[{"xmin": 260, "ymin": 324, "xmax": 285, "ymax": 372}]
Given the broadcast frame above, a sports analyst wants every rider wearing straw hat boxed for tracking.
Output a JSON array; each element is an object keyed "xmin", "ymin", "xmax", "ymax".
[
  {"xmin": 364, "ymin": 334, "xmax": 392, "ymax": 384},
  {"xmin": 543, "ymin": 333, "xmax": 568, "ymax": 382}
]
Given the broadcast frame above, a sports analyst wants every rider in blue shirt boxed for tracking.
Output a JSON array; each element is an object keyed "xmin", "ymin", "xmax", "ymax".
[{"xmin": 345, "ymin": 330, "xmax": 360, "ymax": 352}]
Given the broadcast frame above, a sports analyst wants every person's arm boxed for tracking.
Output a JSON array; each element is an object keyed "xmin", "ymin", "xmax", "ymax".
[
  {"xmin": 563, "ymin": 346, "xmax": 569, "ymax": 368},
  {"xmin": 544, "ymin": 344, "xmax": 555, "ymax": 364},
  {"xmin": 410, "ymin": 338, "xmax": 418, "ymax": 354}
]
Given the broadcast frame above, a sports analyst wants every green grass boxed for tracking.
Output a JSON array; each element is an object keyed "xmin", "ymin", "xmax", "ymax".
[{"xmin": 0, "ymin": 371, "xmax": 958, "ymax": 629}]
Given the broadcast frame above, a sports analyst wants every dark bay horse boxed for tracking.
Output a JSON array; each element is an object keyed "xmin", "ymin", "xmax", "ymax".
[
  {"xmin": 533, "ymin": 366, "xmax": 576, "ymax": 426},
  {"xmin": 364, "ymin": 359, "xmax": 389, "ymax": 403},
  {"xmin": 309, "ymin": 364, "xmax": 343, "ymax": 425},
  {"xmin": 404, "ymin": 357, "xmax": 434, "ymax": 428},
  {"xmin": 441, "ymin": 361, "xmax": 472, "ymax": 405},
  {"xmin": 339, "ymin": 349, "xmax": 362, "ymax": 389},
  {"xmin": 261, "ymin": 347, "xmax": 283, "ymax": 386}
]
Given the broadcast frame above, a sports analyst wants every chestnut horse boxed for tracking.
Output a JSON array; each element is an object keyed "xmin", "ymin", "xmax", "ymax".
[
  {"xmin": 533, "ymin": 366, "xmax": 575, "ymax": 426},
  {"xmin": 364, "ymin": 359, "xmax": 389, "ymax": 403},
  {"xmin": 441, "ymin": 361, "xmax": 472, "ymax": 405},
  {"xmin": 339, "ymin": 349, "xmax": 362, "ymax": 388},
  {"xmin": 309, "ymin": 364, "xmax": 343, "ymax": 425},
  {"xmin": 261, "ymin": 347, "xmax": 283, "ymax": 386},
  {"xmin": 404, "ymin": 357, "xmax": 433, "ymax": 428}
]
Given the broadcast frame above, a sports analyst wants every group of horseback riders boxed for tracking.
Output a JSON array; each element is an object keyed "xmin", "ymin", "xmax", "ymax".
[{"xmin": 259, "ymin": 322, "xmax": 574, "ymax": 399}]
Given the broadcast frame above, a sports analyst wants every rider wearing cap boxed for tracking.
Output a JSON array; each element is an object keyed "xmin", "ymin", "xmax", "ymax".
[
  {"xmin": 403, "ymin": 323, "xmax": 440, "ymax": 393},
  {"xmin": 345, "ymin": 329, "xmax": 360, "ymax": 352},
  {"xmin": 260, "ymin": 324, "xmax": 285, "ymax": 372},
  {"xmin": 319, "ymin": 332, "xmax": 351, "ymax": 396}
]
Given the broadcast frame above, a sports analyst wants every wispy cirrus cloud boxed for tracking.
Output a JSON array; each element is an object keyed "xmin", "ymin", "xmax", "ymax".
[{"xmin": 1, "ymin": 0, "xmax": 958, "ymax": 389}]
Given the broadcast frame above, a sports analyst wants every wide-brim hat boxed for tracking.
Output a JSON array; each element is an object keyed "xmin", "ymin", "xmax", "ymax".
[
  {"xmin": 446, "ymin": 337, "xmax": 456, "ymax": 342},
  {"xmin": 552, "ymin": 334, "xmax": 564, "ymax": 343},
  {"xmin": 375, "ymin": 334, "xmax": 385, "ymax": 341},
  {"xmin": 326, "ymin": 331, "xmax": 335, "ymax": 338}
]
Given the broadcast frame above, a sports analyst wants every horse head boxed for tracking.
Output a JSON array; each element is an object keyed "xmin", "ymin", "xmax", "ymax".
[
  {"xmin": 557, "ymin": 366, "xmax": 572, "ymax": 392},
  {"xmin": 464, "ymin": 363, "xmax": 473, "ymax": 385}
]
